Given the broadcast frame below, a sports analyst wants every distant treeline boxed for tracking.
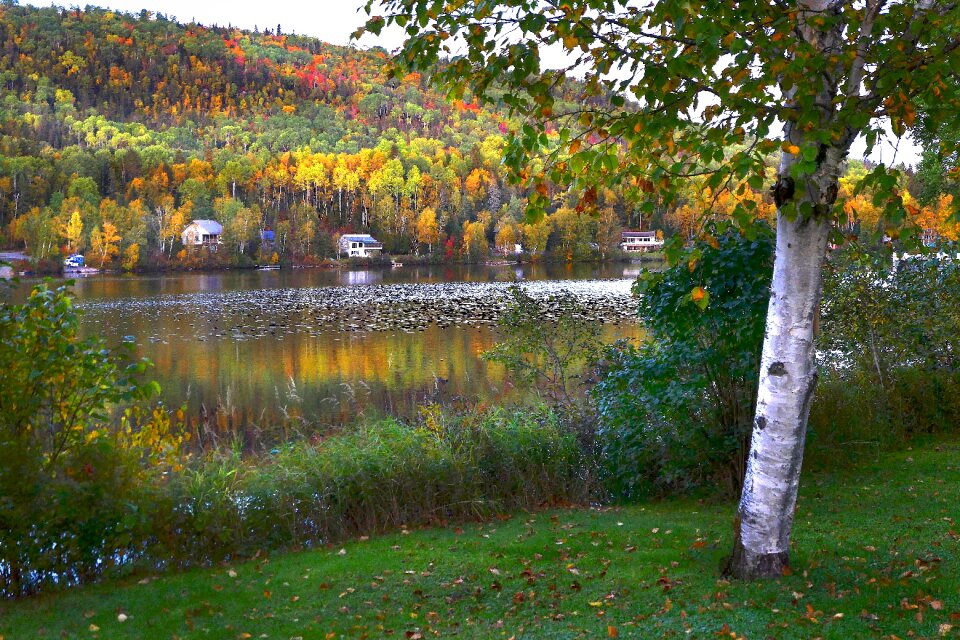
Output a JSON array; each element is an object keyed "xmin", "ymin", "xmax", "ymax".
[{"xmin": 0, "ymin": 3, "xmax": 655, "ymax": 268}]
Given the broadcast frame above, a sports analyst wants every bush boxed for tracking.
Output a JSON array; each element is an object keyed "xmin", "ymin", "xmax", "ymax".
[
  {"xmin": 595, "ymin": 223, "xmax": 774, "ymax": 499},
  {"xmin": 819, "ymin": 249, "xmax": 960, "ymax": 385},
  {"xmin": 807, "ymin": 249, "xmax": 960, "ymax": 460},
  {"xmin": 0, "ymin": 282, "xmax": 175, "ymax": 597},
  {"xmin": 483, "ymin": 286, "xmax": 603, "ymax": 421}
]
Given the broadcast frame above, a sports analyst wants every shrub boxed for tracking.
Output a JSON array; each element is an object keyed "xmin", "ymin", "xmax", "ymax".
[
  {"xmin": 807, "ymin": 249, "xmax": 960, "ymax": 460},
  {"xmin": 144, "ymin": 407, "xmax": 591, "ymax": 569},
  {"xmin": 819, "ymin": 249, "xmax": 960, "ymax": 386},
  {"xmin": 483, "ymin": 285, "xmax": 603, "ymax": 421},
  {"xmin": 0, "ymin": 281, "xmax": 175, "ymax": 597},
  {"xmin": 595, "ymin": 222, "xmax": 774, "ymax": 499}
]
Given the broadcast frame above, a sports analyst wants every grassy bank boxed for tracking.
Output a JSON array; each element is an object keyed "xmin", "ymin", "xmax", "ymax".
[{"xmin": 4, "ymin": 438, "xmax": 957, "ymax": 639}]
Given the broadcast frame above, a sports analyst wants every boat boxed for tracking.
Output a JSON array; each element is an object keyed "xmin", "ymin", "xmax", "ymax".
[
  {"xmin": 257, "ymin": 264, "xmax": 281, "ymax": 270},
  {"xmin": 64, "ymin": 254, "xmax": 85, "ymax": 269},
  {"xmin": 63, "ymin": 254, "xmax": 100, "ymax": 276}
]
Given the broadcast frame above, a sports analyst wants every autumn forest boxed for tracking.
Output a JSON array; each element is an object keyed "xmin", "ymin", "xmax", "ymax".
[{"xmin": 0, "ymin": 4, "xmax": 956, "ymax": 272}]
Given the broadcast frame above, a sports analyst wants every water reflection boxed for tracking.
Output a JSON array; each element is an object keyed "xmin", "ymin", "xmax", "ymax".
[{"xmin": 12, "ymin": 262, "xmax": 649, "ymax": 431}]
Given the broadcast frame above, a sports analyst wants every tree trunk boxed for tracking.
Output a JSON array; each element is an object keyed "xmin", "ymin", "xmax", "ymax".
[
  {"xmin": 726, "ymin": 131, "xmax": 846, "ymax": 577},
  {"xmin": 723, "ymin": 0, "xmax": 863, "ymax": 580},
  {"xmin": 725, "ymin": 206, "xmax": 830, "ymax": 578}
]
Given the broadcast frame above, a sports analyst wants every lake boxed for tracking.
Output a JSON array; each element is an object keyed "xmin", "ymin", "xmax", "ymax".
[{"xmin": 10, "ymin": 262, "xmax": 647, "ymax": 441}]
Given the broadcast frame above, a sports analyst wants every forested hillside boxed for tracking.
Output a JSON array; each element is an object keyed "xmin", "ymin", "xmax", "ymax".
[
  {"xmin": 0, "ymin": 2, "xmax": 646, "ymax": 267},
  {"xmin": 0, "ymin": 3, "xmax": 955, "ymax": 270}
]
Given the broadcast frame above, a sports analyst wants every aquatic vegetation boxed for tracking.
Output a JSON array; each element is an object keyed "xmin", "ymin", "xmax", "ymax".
[{"xmin": 78, "ymin": 278, "xmax": 638, "ymax": 341}]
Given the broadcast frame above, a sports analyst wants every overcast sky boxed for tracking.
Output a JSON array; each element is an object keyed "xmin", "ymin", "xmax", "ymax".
[
  {"xmin": 24, "ymin": 0, "xmax": 922, "ymax": 166},
  {"xmin": 25, "ymin": 0, "xmax": 404, "ymax": 48}
]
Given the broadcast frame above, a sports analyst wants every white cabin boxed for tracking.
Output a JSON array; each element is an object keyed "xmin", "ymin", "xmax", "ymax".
[
  {"xmin": 620, "ymin": 230, "xmax": 664, "ymax": 253},
  {"xmin": 339, "ymin": 234, "xmax": 383, "ymax": 258}
]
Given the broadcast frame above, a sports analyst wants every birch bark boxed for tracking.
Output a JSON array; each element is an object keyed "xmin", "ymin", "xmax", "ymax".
[
  {"xmin": 726, "ymin": 0, "xmax": 850, "ymax": 579},
  {"xmin": 725, "ymin": 192, "xmax": 832, "ymax": 578}
]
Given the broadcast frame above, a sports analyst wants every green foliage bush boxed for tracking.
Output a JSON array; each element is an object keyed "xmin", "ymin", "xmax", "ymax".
[
  {"xmin": 595, "ymin": 223, "xmax": 774, "ymax": 499},
  {"xmin": 807, "ymin": 250, "xmax": 960, "ymax": 460},
  {"xmin": 483, "ymin": 286, "xmax": 603, "ymax": 418},
  {"xmin": 0, "ymin": 282, "xmax": 162, "ymax": 597}
]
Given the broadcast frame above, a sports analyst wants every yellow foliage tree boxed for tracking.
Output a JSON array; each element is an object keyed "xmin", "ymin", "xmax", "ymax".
[
  {"xmin": 595, "ymin": 207, "xmax": 622, "ymax": 259},
  {"xmin": 521, "ymin": 217, "xmax": 551, "ymax": 255},
  {"xmin": 121, "ymin": 243, "xmax": 139, "ymax": 271},
  {"xmin": 914, "ymin": 193, "xmax": 958, "ymax": 244},
  {"xmin": 495, "ymin": 219, "xmax": 518, "ymax": 254},
  {"xmin": 90, "ymin": 221, "xmax": 121, "ymax": 268},
  {"xmin": 462, "ymin": 220, "xmax": 488, "ymax": 259},
  {"xmin": 163, "ymin": 203, "xmax": 190, "ymax": 257},
  {"xmin": 415, "ymin": 207, "xmax": 440, "ymax": 254},
  {"xmin": 60, "ymin": 210, "xmax": 84, "ymax": 252},
  {"xmin": 842, "ymin": 193, "xmax": 883, "ymax": 236}
]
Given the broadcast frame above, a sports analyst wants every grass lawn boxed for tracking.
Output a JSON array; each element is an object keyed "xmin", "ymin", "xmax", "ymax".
[{"xmin": 2, "ymin": 441, "xmax": 958, "ymax": 639}]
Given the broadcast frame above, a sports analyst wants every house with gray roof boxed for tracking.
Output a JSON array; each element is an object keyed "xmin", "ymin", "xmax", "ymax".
[{"xmin": 182, "ymin": 220, "xmax": 223, "ymax": 250}]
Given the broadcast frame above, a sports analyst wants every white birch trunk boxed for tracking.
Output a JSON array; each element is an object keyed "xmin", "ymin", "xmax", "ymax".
[
  {"xmin": 724, "ymin": 0, "xmax": 866, "ymax": 580},
  {"xmin": 726, "ymin": 202, "xmax": 831, "ymax": 577},
  {"xmin": 725, "ymin": 124, "xmax": 847, "ymax": 578}
]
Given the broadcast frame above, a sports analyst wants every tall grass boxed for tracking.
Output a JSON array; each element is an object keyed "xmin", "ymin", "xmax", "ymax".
[{"xmin": 2, "ymin": 406, "xmax": 592, "ymax": 597}]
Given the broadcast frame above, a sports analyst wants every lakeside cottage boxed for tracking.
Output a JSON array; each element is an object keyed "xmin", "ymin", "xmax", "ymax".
[
  {"xmin": 339, "ymin": 233, "xmax": 383, "ymax": 258},
  {"xmin": 182, "ymin": 220, "xmax": 223, "ymax": 250},
  {"xmin": 620, "ymin": 230, "xmax": 664, "ymax": 253}
]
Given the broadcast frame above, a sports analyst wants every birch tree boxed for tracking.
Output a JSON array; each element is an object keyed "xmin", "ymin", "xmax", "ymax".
[{"xmin": 362, "ymin": 0, "xmax": 960, "ymax": 578}]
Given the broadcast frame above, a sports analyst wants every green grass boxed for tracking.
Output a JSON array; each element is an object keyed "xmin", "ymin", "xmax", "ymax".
[{"xmin": 3, "ymin": 441, "xmax": 959, "ymax": 639}]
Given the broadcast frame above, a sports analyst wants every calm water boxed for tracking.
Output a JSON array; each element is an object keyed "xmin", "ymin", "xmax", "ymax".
[{"xmin": 12, "ymin": 262, "xmax": 647, "ymax": 434}]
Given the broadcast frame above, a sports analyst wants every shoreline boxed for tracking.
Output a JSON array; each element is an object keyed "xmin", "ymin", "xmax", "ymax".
[{"xmin": 5, "ymin": 252, "xmax": 665, "ymax": 279}]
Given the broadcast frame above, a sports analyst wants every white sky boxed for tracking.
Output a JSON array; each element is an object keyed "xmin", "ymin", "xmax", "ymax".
[{"xmin": 24, "ymin": 0, "xmax": 923, "ymax": 167}]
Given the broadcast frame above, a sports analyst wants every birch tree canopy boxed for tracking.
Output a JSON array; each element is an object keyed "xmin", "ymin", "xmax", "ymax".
[{"xmin": 361, "ymin": 0, "xmax": 960, "ymax": 579}]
